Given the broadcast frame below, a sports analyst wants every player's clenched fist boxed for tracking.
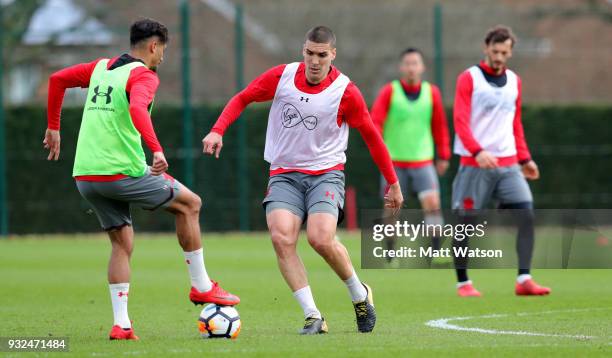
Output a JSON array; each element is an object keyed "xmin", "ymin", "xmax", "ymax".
[
  {"xmin": 202, "ymin": 132, "xmax": 223, "ymax": 159},
  {"xmin": 521, "ymin": 160, "xmax": 540, "ymax": 180}
]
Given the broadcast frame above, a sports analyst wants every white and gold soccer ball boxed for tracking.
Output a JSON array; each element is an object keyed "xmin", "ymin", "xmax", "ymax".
[{"xmin": 198, "ymin": 304, "xmax": 241, "ymax": 339}]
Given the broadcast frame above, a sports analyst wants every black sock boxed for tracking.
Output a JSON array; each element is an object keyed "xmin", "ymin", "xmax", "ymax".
[
  {"xmin": 453, "ymin": 233, "xmax": 471, "ymax": 282},
  {"xmin": 499, "ymin": 202, "xmax": 535, "ymax": 276},
  {"xmin": 456, "ymin": 268, "xmax": 469, "ymax": 283},
  {"xmin": 431, "ymin": 236, "xmax": 442, "ymax": 251},
  {"xmin": 453, "ymin": 214, "xmax": 477, "ymax": 283}
]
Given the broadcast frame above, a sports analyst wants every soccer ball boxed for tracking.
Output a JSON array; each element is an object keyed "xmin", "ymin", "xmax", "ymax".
[{"xmin": 198, "ymin": 304, "xmax": 241, "ymax": 339}]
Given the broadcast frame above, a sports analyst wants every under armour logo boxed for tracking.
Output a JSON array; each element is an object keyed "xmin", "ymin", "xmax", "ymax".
[
  {"xmin": 185, "ymin": 259, "xmax": 191, "ymax": 264},
  {"xmin": 300, "ymin": 96, "xmax": 309, "ymax": 102},
  {"xmin": 92, "ymin": 85, "xmax": 113, "ymax": 104},
  {"xmin": 325, "ymin": 191, "xmax": 335, "ymax": 200},
  {"xmin": 118, "ymin": 291, "xmax": 129, "ymax": 297}
]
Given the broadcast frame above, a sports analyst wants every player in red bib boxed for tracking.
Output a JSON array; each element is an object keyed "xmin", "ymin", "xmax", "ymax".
[
  {"xmin": 451, "ymin": 26, "xmax": 550, "ymax": 297},
  {"xmin": 202, "ymin": 26, "xmax": 403, "ymax": 334}
]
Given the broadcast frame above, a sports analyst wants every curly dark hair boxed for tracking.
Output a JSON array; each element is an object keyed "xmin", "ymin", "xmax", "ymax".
[
  {"xmin": 484, "ymin": 25, "xmax": 516, "ymax": 47},
  {"xmin": 130, "ymin": 18, "xmax": 168, "ymax": 47}
]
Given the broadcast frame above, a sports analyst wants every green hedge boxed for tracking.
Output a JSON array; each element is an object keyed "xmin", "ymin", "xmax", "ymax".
[{"xmin": 5, "ymin": 105, "xmax": 612, "ymax": 234}]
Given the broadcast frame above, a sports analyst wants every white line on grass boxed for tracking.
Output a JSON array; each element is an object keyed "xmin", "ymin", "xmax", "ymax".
[{"xmin": 425, "ymin": 308, "xmax": 610, "ymax": 340}]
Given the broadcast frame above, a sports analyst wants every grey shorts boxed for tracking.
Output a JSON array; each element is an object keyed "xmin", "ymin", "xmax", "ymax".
[
  {"xmin": 76, "ymin": 170, "xmax": 181, "ymax": 231},
  {"xmin": 263, "ymin": 170, "xmax": 345, "ymax": 222},
  {"xmin": 380, "ymin": 164, "xmax": 439, "ymax": 200},
  {"xmin": 451, "ymin": 164, "xmax": 533, "ymax": 210}
]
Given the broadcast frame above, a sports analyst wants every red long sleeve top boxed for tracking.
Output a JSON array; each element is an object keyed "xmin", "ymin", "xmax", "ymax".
[
  {"xmin": 211, "ymin": 63, "xmax": 398, "ymax": 185},
  {"xmin": 453, "ymin": 60, "xmax": 531, "ymax": 167},
  {"xmin": 370, "ymin": 80, "xmax": 451, "ymax": 168},
  {"xmin": 47, "ymin": 54, "xmax": 162, "ymax": 181}
]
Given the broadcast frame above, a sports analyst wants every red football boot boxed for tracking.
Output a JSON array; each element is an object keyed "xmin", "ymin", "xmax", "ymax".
[
  {"xmin": 515, "ymin": 279, "xmax": 551, "ymax": 296},
  {"xmin": 189, "ymin": 280, "xmax": 240, "ymax": 306},
  {"xmin": 457, "ymin": 282, "xmax": 482, "ymax": 297},
  {"xmin": 109, "ymin": 325, "xmax": 139, "ymax": 340}
]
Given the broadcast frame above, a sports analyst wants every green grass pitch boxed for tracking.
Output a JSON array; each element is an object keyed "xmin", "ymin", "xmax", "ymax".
[{"xmin": 1, "ymin": 232, "xmax": 611, "ymax": 357}]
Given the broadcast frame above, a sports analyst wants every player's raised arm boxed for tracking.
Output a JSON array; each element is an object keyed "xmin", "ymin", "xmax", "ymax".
[
  {"xmin": 202, "ymin": 65, "xmax": 285, "ymax": 158},
  {"xmin": 45, "ymin": 60, "xmax": 99, "ymax": 160}
]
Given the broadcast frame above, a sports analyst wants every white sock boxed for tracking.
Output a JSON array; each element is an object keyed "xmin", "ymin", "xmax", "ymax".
[
  {"xmin": 457, "ymin": 280, "xmax": 473, "ymax": 288},
  {"xmin": 183, "ymin": 248, "xmax": 213, "ymax": 292},
  {"xmin": 344, "ymin": 271, "xmax": 367, "ymax": 302},
  {"xmin": 109, "ymin": 283, "xmax": 131, "ymax": 329},
  {"xmin": 517, "ymin": 274, "xmax": 532, "ymax": 284},
  {"xmin": 293, "ymin": 286, "xmax": 321, "ymax": 319},
  {"xmin": 424, "ymin": 211, "xmax": 444, "ymax": 226}
]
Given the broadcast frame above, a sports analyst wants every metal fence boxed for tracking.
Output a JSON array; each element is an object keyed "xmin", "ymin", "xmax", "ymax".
[{"xmin": 0, "ymin": 0, "xmax": 611, "ymax": 235}]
